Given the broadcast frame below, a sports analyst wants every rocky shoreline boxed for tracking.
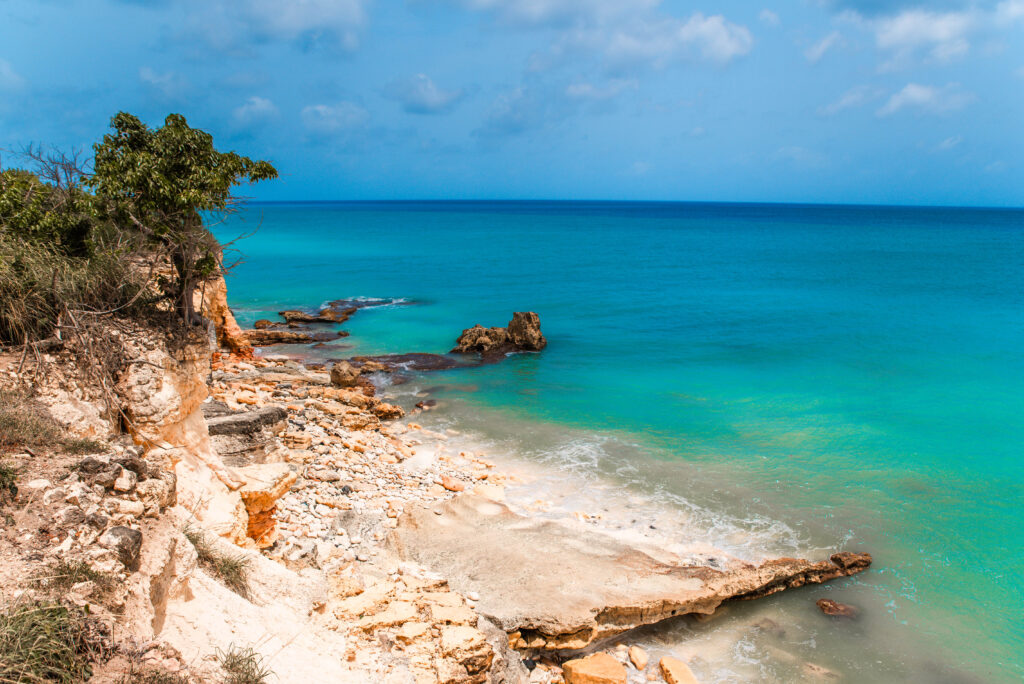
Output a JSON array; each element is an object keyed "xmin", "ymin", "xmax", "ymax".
[{"xmin": 0, "ymin": 280, "xmax": 871, "ymax": 683}]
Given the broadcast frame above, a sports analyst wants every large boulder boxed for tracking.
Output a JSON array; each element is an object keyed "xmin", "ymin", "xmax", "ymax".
[
  {"xmin": 506, "ymin": 311, "xmax": 546, "ymax": 351},
  {"xmin": 452, "ymin": 325, "xmax": 509, "ymax": 354},
  {"xmin": 330, "ymin": 361, "xmax": 361, "ymax": 387},
  {"xmin": 451, "ymin": 312, "xmax": 546, "ymax": 354}
]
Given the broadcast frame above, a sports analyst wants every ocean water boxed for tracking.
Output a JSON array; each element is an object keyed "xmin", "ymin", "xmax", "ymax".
[{"xmin": 214, "ymin": 201, "xmax": 1024, "ymax": 683}]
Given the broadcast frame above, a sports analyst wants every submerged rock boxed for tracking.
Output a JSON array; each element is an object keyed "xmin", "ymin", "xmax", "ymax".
[
  {"xmin": 389, "ymin": 494, "xmax": 872, "ymax": 651},
  {"xmin": 451, "ymin": 312, "xmax": 546, "ymax": 354},
  {"xmin": 816, "ymin": 597, "xmax": 860, "ymax": 618}
]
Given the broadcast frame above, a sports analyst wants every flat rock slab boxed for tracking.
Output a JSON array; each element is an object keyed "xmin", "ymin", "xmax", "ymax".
[{"xmin": 389, "ymin": 494, "xmax": 870, "ymax": 651}]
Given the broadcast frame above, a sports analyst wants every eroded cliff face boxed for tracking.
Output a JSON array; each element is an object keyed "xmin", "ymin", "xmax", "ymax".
[
  {"xmin": 195, "ymin": 272, "xmax": 252, "ymax": 354},
  {"xmin": 116, "ymin": 331, "xmax": 251, "ymax": 544}
]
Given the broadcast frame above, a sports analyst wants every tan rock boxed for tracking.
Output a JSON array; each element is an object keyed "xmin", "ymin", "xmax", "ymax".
[
  {"xmin": 390, "ymin": 494, "xmax": 872, "ymax": 651},
  {"xmin": 237, "ymin": 463, "xmax": 296, "ymax": 547},
  {"xmin": 628, "ymin": 646, "xmax": 649, "ymax": 670},
  {"xmin": 438, "ymin": 625, "xmax": 494, "ymax": 677},
  {"xmin": 440, "ymin": 475, "xmax": 466, "ymax": 492},
  {"xmin": 659, "ymin": 656, "xmax": 698, "ymax": 684},
  {"xmin": 358, "ymin": 601, "xmax": 418, "ymax": 631},
  {"xmin": 330, "ymin": 361, "xmax": 360, "ymax": 388},
  {"xmin": 283, "ymin": 432, "xmax": 312, "ymax": 449},
  {"xmin": 563, "ymin": 652, "xmax": 626, "ymax": 684},
  {"xmin": 237, "ymin": 463, "xmax": 296, "ymax": 513},
  {"xmin": 429, "ymin": 604, "xmax": 477, "ymax": 626},
  {"xmin": 396, "ymin": 621, "xmax": 431, "ymax": 644},
  {"xmin": 196, "ymin": 270, "xmax": 252, "ymax": 353}
]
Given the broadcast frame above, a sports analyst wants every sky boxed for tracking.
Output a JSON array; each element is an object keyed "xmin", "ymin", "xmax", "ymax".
[{"xmin": 0, "ymin": 0, "xmax": 1022, "ymax": 206}]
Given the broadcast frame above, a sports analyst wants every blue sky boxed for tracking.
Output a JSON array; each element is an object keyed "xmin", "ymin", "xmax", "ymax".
[{"xmin": 1, "ymin": 0, "xmax": 1022, "ymax": 206}]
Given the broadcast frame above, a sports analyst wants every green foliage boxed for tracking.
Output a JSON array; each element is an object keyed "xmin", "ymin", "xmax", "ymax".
[
  {"xmin": 216, "ymin": 645, "xmax": 273, "ymax": 684},
  {"xmin": 0, "ymin": 168, "xmax": 94, "ymax": 257},
  {"xmin": 88, "ymin": 113, "xmax": 277, "ymax": 322},
  {"xmin": 0, "ymin": 602, "xmax": 99, "ymax": 683},
  {"xmin": 183, "ymin": 524, "xmax": 251, "ymax": 598}
]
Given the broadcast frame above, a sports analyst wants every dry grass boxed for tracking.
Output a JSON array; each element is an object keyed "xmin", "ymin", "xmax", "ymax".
[
  {"xmin": 216, "ymin": 645, "xmax": 273, "ymax": 684},
  {"xmin": 32, "ymin": 559, "xmax": 118, "ymax": 601},
  {"xmin": 0, "ymin": 389, "xmax": 62, "ymax": 449},
  {"xmin": 183, "ymin": 524, "xmax": 251, "ymax": 598},
  {"xmin": 0, "ymin": 601, "xmax": 108, "ymax": 683}
]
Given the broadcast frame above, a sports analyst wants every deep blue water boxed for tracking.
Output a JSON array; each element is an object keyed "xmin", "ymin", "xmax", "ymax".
[{"xmin": 216, "ymin": 201, "xmax": 1024, "ymax": 682}]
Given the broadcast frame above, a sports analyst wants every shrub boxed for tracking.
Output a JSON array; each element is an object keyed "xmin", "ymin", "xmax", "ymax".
[
  {"xmin": 183, "ymin": 524, "xmax": 251, "ymax": 598},
  {"xmin": 216, "ymin": 645, "xmax": 273, "ymax": 684},
  {"xmin": 0, "ymin": 601, "xmax": 104, "ymax": 683}
]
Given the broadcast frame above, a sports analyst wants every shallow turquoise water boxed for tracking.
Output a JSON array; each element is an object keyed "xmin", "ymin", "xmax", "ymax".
[{"xmin": 216, "ymin": 201, "xmax": 1023, "ymax": 682}]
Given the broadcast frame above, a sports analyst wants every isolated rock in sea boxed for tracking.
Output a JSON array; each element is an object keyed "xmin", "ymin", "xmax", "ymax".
[
  {"xmin": 331, "ymin": 361, "xmax": 361, "ymax": 387},
  {"xmin": 563, "ymin": 652, "xmax": 627, "ymax": 684},
  {"xmin": 506, "ymin": 311, "xmax": 547, "ymax": 351},
  {"xmin": 452, "ymin": 325, "xmax": 510, "ymax": 354},
  {"xmin": 816, "ymin": 598, "xmax": 860, "ymax": 618},
  {"xmin": 451, "ymin": 312, "xmax": 546, "ymax": 354},
  {"xmin": 389, "ymin": 494, "xmax": 872, "ymax": 650}
]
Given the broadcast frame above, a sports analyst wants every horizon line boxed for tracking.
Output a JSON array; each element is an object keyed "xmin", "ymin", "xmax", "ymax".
[{"xmin": 245, "ymin": 198, "xmax": 1024, "ymax": 211}]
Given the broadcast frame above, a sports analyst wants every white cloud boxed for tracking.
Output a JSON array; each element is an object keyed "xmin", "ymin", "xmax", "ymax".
[
  {"xmin": 384, "ymin": 74, "xmax": 464, "ymax": 114},
  {"xmin": 139, "ymin": 67, "xmax": 188, "ymax": 98},
  {"xmin": 593, "ymin": 13, "xmax": 754, "ymax": 68},
  {"xmin": 243, "ymin": 0, "xmax": 368, "ymax": 50},
  {"xmin": 462, "ymin": 2, "xmax": 752, "ymax": 70},
  {"xmin": 233, "ymin": 96, "xmax": 279, "ymax": 125},
  {"xmin": 0, "ymin": 59, "xmax": 24, "ymax": 90},
  {"xmin": 874, "ymin": 9, "xmax": 973, "ymax": 63},
  {"xmin": 877, "ymin": 83, "xmax": 974, "ymax": 116},
  {"xmin": 995, "ymin": 0, "xmax": 1024, "ymax": 25},
  {"xmin": 565, "ymin": 78, "xmax": 637, "ymax": 100},
  {"xmin": 805, "ymin": 31, "xmax": 842, "ymax": 63},
  {"xmin": 817, "ymin": 85, "xmax": 881, "ymax": 115},
  {"xmin": 301, "ymin": 102, "xmax": 369, "ymax": 134},
  {"xmin": 935, "ymin": 135, "xmax": 962, "ymax": 151},
  {"xmin": 759, "ymin": 9, "xmax": 780, "ymax": 27}
]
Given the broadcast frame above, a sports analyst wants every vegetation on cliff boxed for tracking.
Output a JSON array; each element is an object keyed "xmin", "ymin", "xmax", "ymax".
[{"xmin": 0, "ymin": 113, "xmax": 276, "ymax": 346}]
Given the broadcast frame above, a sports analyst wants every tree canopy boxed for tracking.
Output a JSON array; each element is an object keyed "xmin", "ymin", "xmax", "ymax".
[{"xmin": 87, "ymin": 112, "xmax": 277, "ymax": 323}]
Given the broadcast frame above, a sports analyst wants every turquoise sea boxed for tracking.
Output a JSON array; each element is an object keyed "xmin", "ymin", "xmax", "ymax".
[{"xmin": 216, "ymin": 201, "xmax": 1023, "ymax": 683}]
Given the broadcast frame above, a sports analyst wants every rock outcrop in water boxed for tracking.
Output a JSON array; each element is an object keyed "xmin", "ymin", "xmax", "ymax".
[
  {"xmin": 452, "ymin": 312, "xmax": 547, "ymax": 354},
  {"xmin": 389, "ymin": 494, "xmax": 872, "ymax": 651}
]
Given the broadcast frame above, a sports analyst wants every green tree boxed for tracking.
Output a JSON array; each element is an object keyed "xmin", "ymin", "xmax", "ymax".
[{"xmin": 87, "ymin": 112, "xmax": 277, "ymax": 325}]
